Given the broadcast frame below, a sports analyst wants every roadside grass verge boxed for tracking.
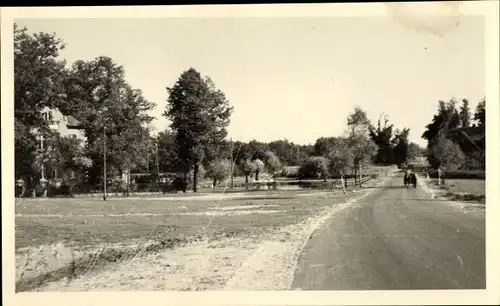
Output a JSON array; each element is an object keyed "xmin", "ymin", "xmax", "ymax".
[{"xmin": 429, "ymin": 178, "xmax": 485, "ymax": 204}]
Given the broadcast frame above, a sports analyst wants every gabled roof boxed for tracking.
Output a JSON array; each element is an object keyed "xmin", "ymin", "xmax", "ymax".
[
  {"xmin": 448, "ymin": 126, "xmax": 484, "ymax": 141},
  {"xmin": 66, "ymin": 115, "xmax": 83, "ymax": 129}
]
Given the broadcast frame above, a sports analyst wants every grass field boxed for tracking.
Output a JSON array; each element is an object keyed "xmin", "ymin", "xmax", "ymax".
[
  {"xmin": 429, "ymin": 178, "xmax": 486, "ymax": 203},
  {"xmin": 15, "ymin": 183, "xmax": 384, "ymax": 291},
  {"xmin": 15, "ymin": 189, "xmax": 351, "ymax": 250}
]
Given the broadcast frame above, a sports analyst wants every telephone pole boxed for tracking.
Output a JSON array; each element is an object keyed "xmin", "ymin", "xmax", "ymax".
[
  {"xmin": 103, "ymin": 126, "xmax": 107, "ymax": 201},
  {"xmin": 230, "ymin": 138, "xmax": 234, "ymax": 188}
]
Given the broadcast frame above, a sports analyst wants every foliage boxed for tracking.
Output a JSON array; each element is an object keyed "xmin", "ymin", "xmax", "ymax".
[
  {"xmin": 346, "ymin": 107, "xmax": 378, "ymax": 168},
  {"xmin": 206, "ymin": 159, "xmax": 232, "ymax": 187},
  {"xmin": 240, "ymin": 158, "xmax": 257, "ymax": 183},
  {"xmin": 253, "ymin": 158, "xmax": 265, "ymax": 181},
  {"xmin": 14, "ymin": 23, "xmax": 68, "ymax": 180},
  {"xmin": 473, "ymin": 98, "xmax": 485, "ymax": 128},
  {"xmin": 459, "ymin": 99, "xmax": 471, "ymax": 128},
  {"xmin": 392, "ymin": 128, "xmax": 411, "ymax": 166},
  {"xmin": 428, "ymin": 137, "xmax": 466, "ymax": 172},
  {"xmin": 164, "ymin": 68, "xmax": 233, "ymax": 192},
  {"xmin": 326, "ymin": 138, "xmax": 353, "ymax": 177},
  {"xmin": 62, "ymin": 56, "xmax": 155, "ymax": 185},
  {"xmin": 407, "ymin": 142, "xmax": 425, "ymax": 160},
  {"xmin": 422, "ymin": 99, "xmax": 461, "ymax": 146},
  {"xmin": 298, "ymin": 156, "xmax": 330, "ymax": 181},
  {"xmin": 264, "ymin": 151, "xmax": 282, "ymax": 177},
  {"xmin": 368, "ymin": 115, "xmax": 395, "ymax": 164}
]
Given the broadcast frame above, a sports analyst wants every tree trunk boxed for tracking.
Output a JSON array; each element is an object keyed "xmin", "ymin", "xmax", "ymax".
[
  {"xmin": 193, "ymin": 164, "xmax": 199, "ymax": 193},
  {"xmin": 213, "ymin": 178, "xmax": 217, "ymax": 189},
  {"xmin": 183, "ymin": 172, "xmax": 188, "ymax": 193},
  {"xmin": 245, "ymin": 175, "xmax": 249, "ymax": 190},
  {"xmin": 255, "ymin": 170, "xmax": 259, "ymax": 181},
  {"xmin": 341, "ymin": 175, "xmax": 347, "ymax": 194},
  {"xmin": 126, "ymin": 165, "xmax": 130, "ymax": 197}
]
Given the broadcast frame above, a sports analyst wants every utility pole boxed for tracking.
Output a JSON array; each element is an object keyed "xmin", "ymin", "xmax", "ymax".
[
  {"xmin": 230, "ymin": 137, "xmax": 234, "ymax": 188},
  {"xmin": 103, "ymin": 126, "xmax": 107, "ymax": 201},
  {"xmin": 155, "ymin": 142, "xmax": 160, "ymax": 178}
]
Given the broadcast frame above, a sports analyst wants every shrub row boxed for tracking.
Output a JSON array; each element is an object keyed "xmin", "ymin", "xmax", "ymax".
[{"xmin": 427, "ymin": 170, "xmax": 485, "ymax": 180}]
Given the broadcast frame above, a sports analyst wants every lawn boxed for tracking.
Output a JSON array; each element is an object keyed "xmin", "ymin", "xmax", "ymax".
[{"xmin": 15, "ymin": 189, "xmax": 357, "ymax": 251}]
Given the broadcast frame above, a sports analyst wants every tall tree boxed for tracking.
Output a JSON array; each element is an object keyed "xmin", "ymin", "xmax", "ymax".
[
  {"xmin": 392, "ymin": 128, "xmax": 411, "ymax": 166},
  {"xmin": 474, "ymin": 98, "xmax": 485, "ymax": 128},
  {"xmin": 459, "ymin": 99, "xmax": 471, "ymax": 128},
  {"xmin": 346, "ymin": 107, "xmax": 378, "ymax": 185},
  {"xmin": 62, "ymin": 57, "xmax": 155, "ymax": 186},
  {"xmin": 14, "ymin": 24, "xmax": 68, "ymax": 182},
  {"xmin": 428, "ymin": 137, "xmax": 466, "ymax": 182},
  {"xmin": 164, "ymin": 68, "xmax": 233, "ymax": 192},
  {"xmin": 326, "ymin": 137, "xmax": 354, "ymax": 181},
  {"xmin": 422, "ymin": 99, "xmax": 461, "ymax": 147},
  {"xmin": 369, "ymin": 114, "xmax": 395, "ymax": 164}
]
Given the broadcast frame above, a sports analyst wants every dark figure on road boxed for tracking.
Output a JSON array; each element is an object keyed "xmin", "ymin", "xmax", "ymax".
[
  {"xmin": 409, "ymin": 172, "xmax": 417, "ymax": 188},
  {"xmin": 403, "ymin": 171, "xmax": 409, "ymax": 187}
]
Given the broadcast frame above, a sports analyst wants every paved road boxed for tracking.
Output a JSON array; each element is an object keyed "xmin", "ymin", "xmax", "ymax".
[{"xmin": 292, "ymin": 174, "xmax": 486, "ymax": 290}]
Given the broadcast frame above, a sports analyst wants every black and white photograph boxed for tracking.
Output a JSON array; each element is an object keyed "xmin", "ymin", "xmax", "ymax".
[{"xmin": 2, "ymin": 2, "xmax": 499, "ymax": 305}]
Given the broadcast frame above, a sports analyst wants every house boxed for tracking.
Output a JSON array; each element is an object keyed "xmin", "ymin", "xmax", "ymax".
[{"xmin": 447, "ymin": 126, "xmax": 485, "ymax": 153}]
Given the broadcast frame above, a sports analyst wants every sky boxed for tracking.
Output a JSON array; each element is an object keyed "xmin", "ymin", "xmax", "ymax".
[{"xmin": 17, "ymin": 16, "xmax": 485, "ymax": 147}]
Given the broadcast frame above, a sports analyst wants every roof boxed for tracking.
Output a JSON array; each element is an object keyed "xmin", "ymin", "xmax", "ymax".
[
  {"xmin": 66, "ymin": 115, "xmax": 83, "ymax": 129},
  {"xmin": 448, "ymin": 126, "xmax": 485, "ymax": 142}
]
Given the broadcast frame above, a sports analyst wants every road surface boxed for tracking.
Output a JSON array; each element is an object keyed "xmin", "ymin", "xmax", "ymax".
[{"xmin": 292, "ymin": 174, "xmax": 485, "ymax": 290}]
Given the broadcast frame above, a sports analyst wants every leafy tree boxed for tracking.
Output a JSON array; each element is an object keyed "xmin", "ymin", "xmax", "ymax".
[
  {"xmin": 474, "ymin": 98, "xmax": 485, "ymax": 128},
  {"xmin": 369, "ymin": 114, "xmax": 395, "ymax": 164},
  {"xmin": 313, "ymin": 137, "xmax": 338, "ymax": 157},
  {"xmin": 14, "ymin": 24, "xmax": 68, "ymax": 182},
  {"xmin": 164, "ymin": 68, "xmax": 233, "ymax": 192},
  {"xmin": 248, "ymin": 140, "xmax": 270, "ymax": 161},
  {"xmin": 264, "ymin": 151, "xmax": 282, "ymax": 177},
  {"xmin": 298, "ymin": 156, "xmax": 330, "ymax": 182},
  {"xmin": 428, "ymin": 137, "xmax": 466, "ymax": 182},
  {"xmin": 407, "ymin": 142, "xmax": 425, "ymax": 160},
  {"xmin": 422, "ymin": 99, "xmax": 461, "ymax": 148},
  {"xmin": 346, "ymin": 107, "xmax": 377, "ymax": 185},
  {"xmin": 62, "ymin": 56, "xmax": 155, "ymax": 187},
  {"xmin": 254, "ymin": 158, "xmax": 265, "ymax": 181},
  {"xmin": 459, "ymin": 99, "xmax": 472, "ymax": 128},
  {"xmin": 392, "ymin": 128, "xmax": 411, "ymax": 166},
  {"xmin": 240, "ymin": 158, "xmax": 257, "ymax": 185},
  {"xmin": 326, "ymin": 137, "xmax": 353, "ymax": 179},
  {"xmin": 156, "ymin": 129, "xmax": 180, "ymax": 173},
  {"xmin": 206, "ymin": 159, "xmax": 232, "ymax": 188}
]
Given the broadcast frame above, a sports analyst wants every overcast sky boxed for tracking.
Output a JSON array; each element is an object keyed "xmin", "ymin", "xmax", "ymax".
[{"xmin": 17, "ymin": 16, "xmax": 484, "ymax": 147}]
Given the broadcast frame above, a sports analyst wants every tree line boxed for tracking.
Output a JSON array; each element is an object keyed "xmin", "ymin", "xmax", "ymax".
[
  {"xmin": 421, "ymin": 98, "xmax": 485, "ymax": 175},
  {"xmin": 18, "ymin": 24, "xmax": 467, "ymax": 196}
]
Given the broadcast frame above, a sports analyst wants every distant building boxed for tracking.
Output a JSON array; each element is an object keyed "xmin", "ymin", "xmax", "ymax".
[{"xmin": 42, "ymin": 107, "xmax": 86, "ymax": 141}]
